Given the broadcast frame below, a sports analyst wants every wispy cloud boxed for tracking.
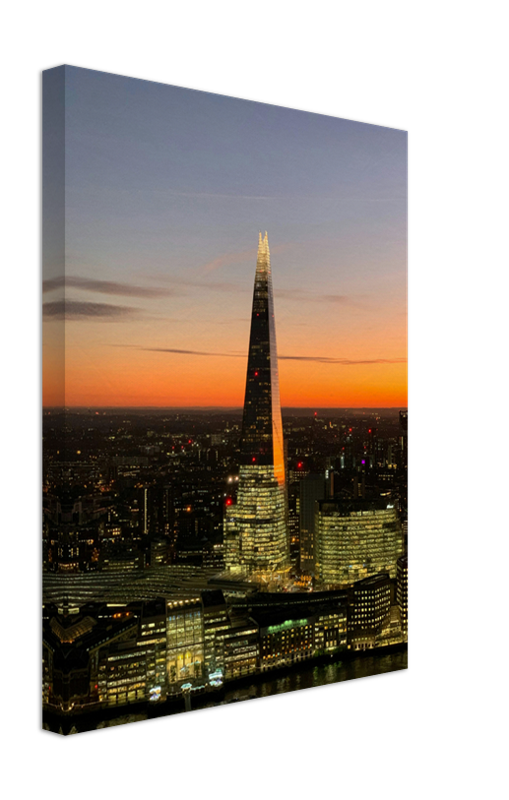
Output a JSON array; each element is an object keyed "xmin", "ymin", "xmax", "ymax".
[
  {"xmin": 43, "ymin": 300, "xmax": 142, "ymax": 320},
  {"xmin": 122, "ymin": 345, "xmax": 406, "ymax": 365},
  {"xmin": 200, "ymin": 241, "xmax": 291, "ymax": 274},
  {"xmin": 43, "ymin": 276, "xmax": 176, "ymax": 298},
  {"xmin": 42, "ymin": 277, "xmax": 64, "ymax": 293},
  {"xmin": 279, "ymin": 355, "xmax": 407, "ymax": 365},
  {"xmin": 141, "ymin": 347, "xmax": 243, "ymax": 358}
]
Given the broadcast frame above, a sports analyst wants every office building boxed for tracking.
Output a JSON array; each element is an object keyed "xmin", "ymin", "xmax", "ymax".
[
  {"xmin": 315, "ymin": 498, "xmax": 404, "ymax": 586},
  {"xmin": 299, "ymin": 473, "xmax": 326, "ymax": 574},
  {"xmin": 223, "ymin": 619, "xmax": 259, "ymax": 680},
  {"xmin": 166, "ymin": 597, "xmax": 205, "ymax": 694},
  {"xmin": 256, "ymin": 613, "xmax": 315, "ymax": 670},
  {"xmin": 201, "ymin": 590, "xmax": 230, "ymax": 680},
  {"xmin": 348, "ymin": 573, "xmax": 391, "ymax": 650},
  {"xmin": 397, "ymin": 554, "xmax": 408, "ymax": 634}
]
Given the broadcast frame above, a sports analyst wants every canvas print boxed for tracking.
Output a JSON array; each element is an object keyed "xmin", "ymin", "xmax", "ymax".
[{"xmin": 42, "ymin": 66, "xmax": 408, "ymax": 734}]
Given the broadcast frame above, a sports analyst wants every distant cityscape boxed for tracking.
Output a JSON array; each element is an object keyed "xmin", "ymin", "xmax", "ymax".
[{"xmin": 42, "ymin": 234, "xmax": 408, "ymax": 734}]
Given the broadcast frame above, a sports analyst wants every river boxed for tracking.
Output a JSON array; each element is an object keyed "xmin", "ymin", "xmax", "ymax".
[{"xmin": 44, "ymin": 648, "xmax": 407, "ymax": 734}]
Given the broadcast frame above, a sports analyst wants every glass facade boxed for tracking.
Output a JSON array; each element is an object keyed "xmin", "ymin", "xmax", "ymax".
[
  {"xmin": 202, "ymin": 601, "xmax": 230, "ymax": 679},
  {"xmin": 225, "ymin": 233, "xmax": 289, "ymax": 579},
  {"xmin": 166, "ymin": 599, "xmax": 204, "ymax": 693},
  {"xmin": 315, "ymin": 501, "xmax": 404, "ymax": 586},
  {"xmin": 139, "ymin": 615, "xmax": 167, "ymax": 699},
  {"xmin": 225, "ymin": 464, "xmax": 288, "ymax": 577}
]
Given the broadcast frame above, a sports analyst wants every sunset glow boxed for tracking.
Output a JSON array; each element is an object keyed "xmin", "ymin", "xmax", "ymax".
[{"xmin": 43, "ymin": 67, "xmax": 407, "ymax": 409}]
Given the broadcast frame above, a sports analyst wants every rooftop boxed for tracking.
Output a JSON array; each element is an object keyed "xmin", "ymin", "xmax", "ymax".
[{"xmin": 43, "ymin": 565, "xmax": 254, "ymax": 606}]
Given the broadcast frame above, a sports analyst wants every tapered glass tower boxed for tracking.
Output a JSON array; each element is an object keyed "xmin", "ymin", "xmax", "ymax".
[{"xmin": 225, "ymin": 232, "xmax": 290, "ymax": 581}]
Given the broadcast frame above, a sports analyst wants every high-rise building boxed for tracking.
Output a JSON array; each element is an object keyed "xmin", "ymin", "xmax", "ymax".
[
  {"xmin": 315, "ymin": 498, "xmax": 404, "ymax": 586},
  {"xmin": 299, "ymin": 473, "xmax": 326, "ymax": 575},
  {"xmin": 225, "ymin": 233, "xmax": 289, "ymax": 580}
]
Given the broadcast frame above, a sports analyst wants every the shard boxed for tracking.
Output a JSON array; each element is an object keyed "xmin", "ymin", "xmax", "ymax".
[{"xmin": 225, "ymin": 232, "xmax": 290, "ymax": 581}]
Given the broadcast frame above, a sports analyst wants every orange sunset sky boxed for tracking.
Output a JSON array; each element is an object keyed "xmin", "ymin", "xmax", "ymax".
[{"xmin": 43, "ymin": 67, "xmax": 407, "ymax": 409}]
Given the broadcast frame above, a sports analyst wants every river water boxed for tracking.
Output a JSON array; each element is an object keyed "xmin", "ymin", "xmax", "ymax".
[
  {"xmin": 46, "ymin": 648, "xmax": 407, "ymax": 734},
  {"xmin": 204, "ymin": 647, "xmax": 407, "ymax": 708}
]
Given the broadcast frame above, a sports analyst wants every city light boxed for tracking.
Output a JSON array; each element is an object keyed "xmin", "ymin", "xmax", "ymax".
[{"xmin": 42, "ymin": 235, "xmax": 408, "ymax": 731}]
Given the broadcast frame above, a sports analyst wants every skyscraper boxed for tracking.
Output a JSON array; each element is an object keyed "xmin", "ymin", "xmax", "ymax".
[{"xmin": 224, "ymin": 233, "xmax": 290, "ymax": 581}]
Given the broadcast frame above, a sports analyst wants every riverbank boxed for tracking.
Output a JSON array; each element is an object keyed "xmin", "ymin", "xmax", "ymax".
[
  {"xmin": 213, "ymin": 641, "xmax": 407, "ymax": 694},
  {"xmin": 49, "ymin": 665, "xmax": 412, "ymax": 752},
  {"xmin": 43, "ymin": 643, "xmax": 407, "ymax": 734}
]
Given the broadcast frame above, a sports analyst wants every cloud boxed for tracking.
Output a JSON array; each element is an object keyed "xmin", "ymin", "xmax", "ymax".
[
  {"xmin": 141, "ymin": 347, "xmax": 244, "ymax": 358},
  {"xmin": 279, "ymin": 355, "xmax": 407, "ymax": 365},
  {"xmin": 129, "ymin": 346, "xmax": 406, "ymax": 365},
  {"xmin": 200, "ymin": 241, "xmax": 291, "ymax": 275},
  {"xmin": 43, "ymin": 300, "xmax": 142, "ymax": 320},
  {"xmin": 42, "ymin": 277, "xmax": 64, "ymax": 293},
  {"xmin": 43, "ymin": 276, "xmax": 175, "ymax": 298}
]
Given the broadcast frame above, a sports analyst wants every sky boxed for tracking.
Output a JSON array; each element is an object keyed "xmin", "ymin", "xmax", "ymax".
[{"xmin": 43, "ymin": 66, "xmax": 407, "ymax": 408}]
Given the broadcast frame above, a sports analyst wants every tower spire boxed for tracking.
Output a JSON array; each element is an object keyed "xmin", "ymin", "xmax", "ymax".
[
  {"xmin": 224, "ymin": 232, "xmax": 289, "ymax": 580},
  {"xmin": 256, "ymin": 229, "xmax": 270, "ymax": 274}
]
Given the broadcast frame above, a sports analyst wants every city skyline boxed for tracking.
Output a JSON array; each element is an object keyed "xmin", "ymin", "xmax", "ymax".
[{"xmin": 43, "ymin": 66, "xmax": 407, "ymax": 410}]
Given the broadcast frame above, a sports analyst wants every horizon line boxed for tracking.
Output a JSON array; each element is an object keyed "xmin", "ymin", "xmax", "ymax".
[{"xmin": 43, "ymin": 404, "xmax": 407, "ymax": 411}]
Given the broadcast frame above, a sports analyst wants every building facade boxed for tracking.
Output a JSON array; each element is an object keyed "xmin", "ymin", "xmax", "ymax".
[
  {"xmin": 166, "ymin": 597, "xmax": 205, "ymax": 694},
  {"xmin": 315, "ymin": 498, "xmax": 404, "ymax": 587},
  {"xmin": 348, "ymin": 573, "xmax": 403, "ymax": 651},
  {"xmin": 299, "ymin": 473, "xmax": 326, "ymax": 575},
  {"xmin": 397, "ymin": 554, "xmax": 408, "ymax": 635}
]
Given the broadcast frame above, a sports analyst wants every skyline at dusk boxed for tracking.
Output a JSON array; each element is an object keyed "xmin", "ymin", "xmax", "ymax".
[{"xmin": 43, "ymin": 66, "xmax": 407, "ymax": 408}]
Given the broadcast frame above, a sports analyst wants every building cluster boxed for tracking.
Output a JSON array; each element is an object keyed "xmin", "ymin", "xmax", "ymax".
[
  {"xmin": 43, "ymin": 233, "xmax": 408, "ymax": 721},
  {"xmin": 43, "ymin": 562, "xmax": 408, "ymax": 714}
]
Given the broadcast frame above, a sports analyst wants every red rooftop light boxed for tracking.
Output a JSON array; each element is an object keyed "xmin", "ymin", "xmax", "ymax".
[{"xmin": 226, "ymin": 498, "xmax": 232, "ymax": 506}]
